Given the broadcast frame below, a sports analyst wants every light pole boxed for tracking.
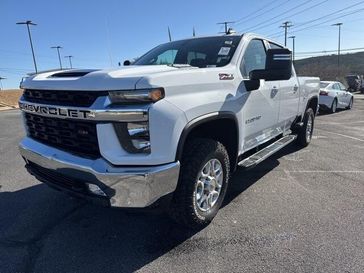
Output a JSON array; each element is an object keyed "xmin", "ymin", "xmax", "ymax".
[
  {"xmin": 288, "ymin": 36, "xmax": 296, "ymax": 62},
  {"xmin": 0, "ymin": 77, "xmax": 6, "ymax": 90},
  {"xmin": 332, "ymin": 23, "xmax": 343, "ymax": 78},
  {"xmin": 16, "ymin": 20, "xmax": 38, "ymax": 73},
  {"xmin": 64, "ymin": 55, "xmax": 73, "ymax": 69},
  {"xmin": 51, "ymin": 46, "xmax": 63, "ymax": 69}
]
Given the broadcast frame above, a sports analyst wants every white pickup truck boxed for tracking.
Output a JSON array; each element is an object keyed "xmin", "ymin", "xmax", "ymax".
[{"xmin": 19, "ymin": 33, "xmax": 319, "ymax": 228}]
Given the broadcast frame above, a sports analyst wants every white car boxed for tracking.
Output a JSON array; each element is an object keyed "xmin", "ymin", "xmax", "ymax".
[{"xmin": 319, "ymin": 81, "xmax": 354, "ymax": 113}]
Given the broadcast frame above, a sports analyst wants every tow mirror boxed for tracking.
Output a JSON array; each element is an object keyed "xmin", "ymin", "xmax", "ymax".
[{"xmin": 250, "ymin": 48, "xmax": 292, "ymax": 81}]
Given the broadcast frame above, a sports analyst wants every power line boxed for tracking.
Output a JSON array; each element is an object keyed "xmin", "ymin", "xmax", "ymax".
[
  {"xmin": 277, "ymin": 7, "xmax": 364, "ymax": 37},
  {"xmin": 235, "ymin": 0, "xmax": 292, "ymax": 27},
  {"xmin": 296, "ymin": 47, "xmax": 364, "ymax": 55},
  {"xmin": 241, "ymin": 0, "xmax": 319, "ymax": 32},
  {"xmin": 268, "ymin": 1, "xmax": 364, "ymax": 37}
]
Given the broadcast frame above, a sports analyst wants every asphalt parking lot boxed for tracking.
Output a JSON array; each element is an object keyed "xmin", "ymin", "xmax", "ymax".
[{"xmin": 0, "ymin": 96, "xmax": 363, "ymax": 273}]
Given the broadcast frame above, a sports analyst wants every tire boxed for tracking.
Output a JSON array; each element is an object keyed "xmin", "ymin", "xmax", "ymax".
[
  {"xmin": 296, "ymin": 108, "xmax": 315, "ymax": 148},
  {"xmin": 330, "ymin": 98, "xmax": 337, "ymax": 113},
  {"xmin": 169, "ymin": 138, "xmax": 230, "ymax": 229},
  {"xmin": 346, "ymin": 98, "xmax": 353, "ymax": 110}
]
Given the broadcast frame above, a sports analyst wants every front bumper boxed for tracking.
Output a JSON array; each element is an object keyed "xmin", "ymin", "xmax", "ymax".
[{"xmin": 19, "ymin": 137, "xmax": 180, "ymax": 207}]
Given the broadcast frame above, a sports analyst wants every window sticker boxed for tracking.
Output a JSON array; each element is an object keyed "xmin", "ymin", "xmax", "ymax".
[
  {"xmin": 218, "ymin": 47, "xmax": 231, "ymax": 56},
  {"xmin": 225, "ymin": 40, "xmax": 233, "ymax": 45}
]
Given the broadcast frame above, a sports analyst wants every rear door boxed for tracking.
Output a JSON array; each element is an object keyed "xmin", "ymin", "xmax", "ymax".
[
  {"xmin": 268, "ymin": 42, "xmax": 300, "ymax": 132},
  {"xmin": 239, "ymin": 39, "xmax": 281, "ymax": 151}
]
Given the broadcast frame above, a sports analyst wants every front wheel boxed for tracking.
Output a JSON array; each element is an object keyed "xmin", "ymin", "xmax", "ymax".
[
  {"xmin": 169, "ymin": 138, "xmax": 230, "ymax": 229},
  {"xmin": 346, "ymin": 98, "xmax": 353, "ymax": 110},
  {"xmin": 296, "ymin": 108, "xmax": 315, "ymax": 148}
]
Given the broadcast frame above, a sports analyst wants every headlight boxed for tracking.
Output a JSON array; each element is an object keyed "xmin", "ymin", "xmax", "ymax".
[
  {"xmin": 113, "ymin": 122, "xmax": 151, "ymax": 154},
  {"xmin": 108, "ymin": 88, "xmax": 164, "ymax": 104}
]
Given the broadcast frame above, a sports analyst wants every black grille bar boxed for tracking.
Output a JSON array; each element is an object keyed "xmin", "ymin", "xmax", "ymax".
[
  {"xmin": 24, "ymin": 113, "xmax": 100, "ymax": 158},
  {"xmin": 23, "ymin": 89, "xmax": 108, "ymax": 107}
]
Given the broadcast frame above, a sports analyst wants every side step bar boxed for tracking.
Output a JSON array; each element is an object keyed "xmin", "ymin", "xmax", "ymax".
[{"xmin": 238, "ymin": 135, "xmax": 297, "ymax": 168}]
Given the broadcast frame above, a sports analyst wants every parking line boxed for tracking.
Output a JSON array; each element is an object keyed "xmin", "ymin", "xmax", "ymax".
[
  {"xmin": 315, "ymin": 128, "xmax": 364, "ymax": 142},
  {"xmin": 285, "ymin": 170, "xmax": 364, "ymax": 173}
]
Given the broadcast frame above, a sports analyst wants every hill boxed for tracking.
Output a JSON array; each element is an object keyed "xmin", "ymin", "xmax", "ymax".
[{"xmin": 294, "ymin": 51, "xmax": 364, "ymax": 82}]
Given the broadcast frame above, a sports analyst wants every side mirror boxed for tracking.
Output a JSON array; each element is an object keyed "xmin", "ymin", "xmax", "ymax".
[
  {"xmin": 123, "ymin": 60, "xmax": 131, "ymax": 66},
  {"xmin": 250, "ymin": 48, "xmax": 292, "ymax": 81}
]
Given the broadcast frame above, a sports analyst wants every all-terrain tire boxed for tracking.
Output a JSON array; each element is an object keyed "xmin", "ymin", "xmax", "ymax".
[
  {"xmin": 296, "ymin": 108, "xmax": 315, "ymax": 148},
  {"xmin": 169, "ymin": 138, "xmax": 230, "ymax": 229}
]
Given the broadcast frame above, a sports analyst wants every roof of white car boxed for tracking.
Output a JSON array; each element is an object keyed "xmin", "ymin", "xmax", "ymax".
[{"xmin": 321, "ymin": 81, "xmax": 337, "ymax": 84}]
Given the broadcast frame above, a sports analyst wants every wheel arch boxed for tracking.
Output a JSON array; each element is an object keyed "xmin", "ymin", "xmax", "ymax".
[
  {"xmin": 306, "ymin": 95, "xmax": 319, "ymax": 115},
  {"xmin": 176, "ymin": 112, "xmax": 239, "ymax": 172}
]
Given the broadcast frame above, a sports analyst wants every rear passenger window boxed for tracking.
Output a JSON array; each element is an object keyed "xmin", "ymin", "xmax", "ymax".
[{"xmin": 240, "ymin": 39, "xmax": 267, "ymax": 78}]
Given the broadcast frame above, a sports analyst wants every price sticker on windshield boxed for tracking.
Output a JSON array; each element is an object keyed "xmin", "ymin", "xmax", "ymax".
[{"xmin": 218, "ymin": 47, "xmax": 231, "ymax": 56}]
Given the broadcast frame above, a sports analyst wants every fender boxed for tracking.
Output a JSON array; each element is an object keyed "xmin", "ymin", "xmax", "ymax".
[{"xmin": 175, "ymin": 111, "xmax": 239, "ymax": 167}]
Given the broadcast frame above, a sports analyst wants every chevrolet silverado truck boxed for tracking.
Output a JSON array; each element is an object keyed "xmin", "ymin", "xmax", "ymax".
[{"xmin": 19, "ymin": 33, "xmax": 319, "ymax": 228}]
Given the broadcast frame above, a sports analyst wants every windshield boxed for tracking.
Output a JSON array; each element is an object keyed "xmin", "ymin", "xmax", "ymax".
[
  {"xmin": 320, "ymin": 82, "xmax": 329, "ymax": 88},
  {"xmin": 133, "ymin": 36, "xmax": 242, "ymax": 68}
]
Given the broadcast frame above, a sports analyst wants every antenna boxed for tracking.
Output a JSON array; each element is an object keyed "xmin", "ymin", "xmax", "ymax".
[{"xmin": 168, "ymin": 26, "xmax": 172, "ymax": 42}]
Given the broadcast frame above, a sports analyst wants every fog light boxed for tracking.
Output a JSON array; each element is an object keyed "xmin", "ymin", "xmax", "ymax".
[{"xmin": 86, "ymin": 183, "xmax": 107, "ymax": 196}]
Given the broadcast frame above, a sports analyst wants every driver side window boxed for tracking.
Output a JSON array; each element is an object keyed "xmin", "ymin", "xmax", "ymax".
[{"xmin": 240, "ymin": 39, "xmax": 267, "ymax": 78}]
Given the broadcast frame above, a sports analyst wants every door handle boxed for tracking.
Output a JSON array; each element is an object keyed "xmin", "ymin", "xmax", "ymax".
[{"xmin": 293, "ymin": 85, "xmax": 299, "ymax": 93}]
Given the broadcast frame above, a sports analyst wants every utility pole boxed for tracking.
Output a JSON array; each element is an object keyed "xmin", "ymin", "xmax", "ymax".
[
  {"xmin": 280, "ymin": 21, "xmax": 293, "ymax": 47},
  {"xmin": 0, "ymin": 77, "xmax": 6, "ymax": 90},
  {"xmin": 64, "ymin": 55, "xmax": 73, "ymax": 69},
  {"xmin": 193, "ymin": 26, "xmax": 196, "ymax": 37},
  {"xmin": 217, "ymin": 21, "xmax": 235, "ymax": 34},
  {"xmin": 168, "ymin": 27, "xmax": 172, "ymax": 42},
  {"xmin": 288, "ymin": 36, "xmax": 296, "ymax": 62},
  {"xmin": 16, "ymin": 20, "xmax": 38, "ymax": 73},
  {"xmin": 332, "ymin": 23, "xmax": 343, "ymax": 78},
  {"xmin": 51, "ymin": 46, "xmax": 63, "ymax": 69}
]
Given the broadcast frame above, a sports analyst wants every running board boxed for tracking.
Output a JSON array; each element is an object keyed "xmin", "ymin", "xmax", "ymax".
[{"xmin": 238, "ymin": 135, "xmax": 297, "ymax": 168}]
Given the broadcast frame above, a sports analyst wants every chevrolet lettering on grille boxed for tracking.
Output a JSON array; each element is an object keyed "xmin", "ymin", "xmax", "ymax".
[{"xmin": 19, "ymin": 102, "xmax": 91, "ymax": 119}]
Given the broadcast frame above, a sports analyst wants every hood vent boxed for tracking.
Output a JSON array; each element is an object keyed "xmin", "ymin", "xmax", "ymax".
[{"xmin": 50, "ymin": 69, "xmax": 99, "ymax": 78}]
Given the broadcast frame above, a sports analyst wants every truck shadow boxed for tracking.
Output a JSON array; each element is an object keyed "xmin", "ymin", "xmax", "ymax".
[{"xmin": 0, "ymin": 144, "xmax": 301, "ymax": 273}]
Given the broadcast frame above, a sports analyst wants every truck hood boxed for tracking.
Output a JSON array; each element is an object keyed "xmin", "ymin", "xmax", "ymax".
[{"xmin": 21, "ymin": 65, "xmax": 187, "ymax": 91}]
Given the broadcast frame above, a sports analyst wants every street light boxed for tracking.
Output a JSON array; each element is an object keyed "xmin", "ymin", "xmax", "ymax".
[
  {"xmin": 51, "ymin": 46, "xmax": 63, "ymax": 69},
  {"xmin": 16, "ymin": 20, "xmax": 38, "ymax": 73},
  {"xmin": 0, "ymin": 77, "xmax": 6, "ymax": 90},
  {"xmin": 288, "ymin": 36, "xmax": 296, "ymax": 62},
  {"xmin": 332, "ymin": 22, "xmax": 343, "ymax": 78},
  {"xmin": 64, "ymin": 55, "xmax": 73, "ymax": 69}
]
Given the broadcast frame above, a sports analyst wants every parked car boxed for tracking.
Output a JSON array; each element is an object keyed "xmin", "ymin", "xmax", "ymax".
[
  {"xmin": 319, "ymin": 81, "xmax": 354, "ymax": 113},
  {"xmin": 18, "ymin": 33, "xmax": 320, "ymax": 228},
  {"xmin": 345, "ymin": 74, "xmax": 362, "ymax": 92}
]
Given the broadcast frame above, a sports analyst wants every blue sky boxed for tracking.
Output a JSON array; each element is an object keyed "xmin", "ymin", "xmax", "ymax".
[{"xmin": 1, "ymin": 0, "xmax": 364, "ymax": 88}]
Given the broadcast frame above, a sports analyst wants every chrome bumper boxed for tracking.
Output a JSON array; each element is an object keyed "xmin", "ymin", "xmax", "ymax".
[{"xmin": 19, "ymin": 137, "xmax": 180, "ymax": 207}]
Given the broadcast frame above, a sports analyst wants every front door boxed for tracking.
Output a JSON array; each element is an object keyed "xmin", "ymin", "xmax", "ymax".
[{"xmin": 238, "ymin": 39, "xmax": 281, "ymax": 151}]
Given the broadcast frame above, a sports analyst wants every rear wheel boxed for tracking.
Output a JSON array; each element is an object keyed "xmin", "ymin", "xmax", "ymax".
[
  {"xmin": 169, "ymin": 138, "xmax": 230, "ymax": 229},
  {"xmin": 330, "ymin": 98, "xmax": 337, "ymax": 113},
  {"xmin": 296, "ymin": 108, "xmax": 315, "ymax": 147}
]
